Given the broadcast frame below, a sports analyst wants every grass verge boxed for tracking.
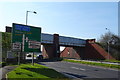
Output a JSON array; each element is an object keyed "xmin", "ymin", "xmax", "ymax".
[
  {"xmin": 63, "ymin": 59, "xmax": 120, "ymax": 69},
  {"xmin": 0, "ymin": 62, "xmax": 6, "ymax": 67},
  {"xmin": 7, "ymin": 63, "xmax": 69, "ymax": 80},
  {"xmin": 102, "ymin": 60, "xmax": 120, "ymax": 63}
]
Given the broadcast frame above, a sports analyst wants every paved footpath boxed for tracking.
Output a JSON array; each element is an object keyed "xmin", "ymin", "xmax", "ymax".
[{"xmin": 0, "ymin": 66, "xmax": 17, "ymax": 80}]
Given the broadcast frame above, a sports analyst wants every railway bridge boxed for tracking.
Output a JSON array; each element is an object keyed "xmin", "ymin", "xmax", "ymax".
[
  {"xmin": 5, "ymin": 26, "xmax": 114, "ymax": 60},
  {"xmin": 41, "ymin": 33, "xmax": 114, "ymax": 60}
]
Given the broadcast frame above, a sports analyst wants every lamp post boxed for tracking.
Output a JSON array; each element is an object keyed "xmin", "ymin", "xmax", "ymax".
[
  {"xmin": 26, "ymin": 11, "xmax": 37, "ymax": 25},
  {"xmin": 105, "ymin": 28, "xmax": 110, "ymax": 60},
  {"xmin": 25, "ymin": 11, "xmax": 37, "ymax": 65}
]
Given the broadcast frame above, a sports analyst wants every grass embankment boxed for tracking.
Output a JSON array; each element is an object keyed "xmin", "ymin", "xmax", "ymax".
[
  {"xmin": 63, "ymin": 59, "xmax": 120, "ymax": 69},
  {"xmin": 7, "ymin": 63, "xmax": 68, "ymax": 80},
  {"xmin": 102, "ymin": 60, "xmax": 120, "ymax": 63}
]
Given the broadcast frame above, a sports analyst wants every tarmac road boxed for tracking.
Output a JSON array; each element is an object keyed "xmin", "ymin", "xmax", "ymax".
[{"xmin": 38, "ymin": 61, "xmax": 120, "ymax": 80}]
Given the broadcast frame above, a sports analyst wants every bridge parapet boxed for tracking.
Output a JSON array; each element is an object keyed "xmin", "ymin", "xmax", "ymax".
[
  {"xmin": 59, "ymin": 36, "xmax": 86, "ymax": 47},
  {"xmin": 41, "ymin": 33, "xmax": 86, "ymax": 47},
  {"xmin": 41, "ymin": 33, "xmax": 53, "ymax": 44}
]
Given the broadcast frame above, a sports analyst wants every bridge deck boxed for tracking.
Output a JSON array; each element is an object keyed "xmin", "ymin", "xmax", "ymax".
[{"xmin": 41, "ymin": 33, "xmax": 86, "ymax": 47}]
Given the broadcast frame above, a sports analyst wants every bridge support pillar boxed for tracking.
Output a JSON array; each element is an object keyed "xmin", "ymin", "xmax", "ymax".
[
  {"xmin": 53, "ymin": 34, "xmax": 60, "ymax": 58},
  {"xmin": 42, "ymin": 34, "xmax": 60, "ymax": 59}
]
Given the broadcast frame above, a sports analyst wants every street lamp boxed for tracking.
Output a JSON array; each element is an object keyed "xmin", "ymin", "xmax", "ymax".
[
  {"xmin": 25, "ymin": 11, "xmax": 37, "ymax": 65},
  {"xmin": 105, "ymin": 28, "xmax": 110, "ymax": 60},
  {"xmin": 105, "ymin": 28, "xmax": 110, "ymax": 32},
  {"xmin": 26, "ymin": 11, "xmax": 37, "ymax": 25}
]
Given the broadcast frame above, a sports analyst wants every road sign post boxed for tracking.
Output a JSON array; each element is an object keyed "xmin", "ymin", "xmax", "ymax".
[
  {"xmin": 18, "ymin": 52, "xmax": 20, "ymax": 65},
  {"xmin": 32, "ymin": 52, "xmax": 34, "ymax": 65},
  {"xmin": 12, "ymin": 23, "xmax": 41, "ymax": 65}
]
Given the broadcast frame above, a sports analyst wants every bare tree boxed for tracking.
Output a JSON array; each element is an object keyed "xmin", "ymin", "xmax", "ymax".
[{"xmin": 98, "ymin": 32, "xmax": 120, "ymax": 60}]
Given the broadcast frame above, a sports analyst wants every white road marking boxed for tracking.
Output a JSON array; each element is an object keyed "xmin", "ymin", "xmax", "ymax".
[
  {"xmin": 79, "ymin": 68, "xmax": 86, "ymax": 71},
  {"xmin": 71, "ymin": 67, "xmax": 86, "ymax": 71},
  {"xmin": 71, "ymin": 67, "xmax": 79, "ymax": 69}
]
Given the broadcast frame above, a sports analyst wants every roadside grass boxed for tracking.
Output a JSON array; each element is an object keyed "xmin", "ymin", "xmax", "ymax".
[
  {"xmin": 63, "ymin": 59, "xmax": 120, "ymax": 69},
  {"xmin": 7, "ymin": 63, "xmax": 69, "ymax": 80},
  {"xmin": 0, "ymin": 62, "xmax": 7, "ymax": 67},
  {"xmin": 102, "ymin": 59, "xmax": 120, "ymax": 63}
]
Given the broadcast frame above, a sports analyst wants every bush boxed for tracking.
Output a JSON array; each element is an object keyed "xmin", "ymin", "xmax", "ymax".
[{"xmin": 2, "ymin": 62, "xmax": 6, "ymax": 67}]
